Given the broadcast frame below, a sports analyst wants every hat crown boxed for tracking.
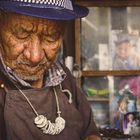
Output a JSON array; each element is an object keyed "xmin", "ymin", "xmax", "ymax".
[
  {"xmin": 6, "ymin": 0, "xmax": 73, "ymax": 10},
  {"xmin": 0, "ymin": 0, "xmax": 89, "ymax": 20}
]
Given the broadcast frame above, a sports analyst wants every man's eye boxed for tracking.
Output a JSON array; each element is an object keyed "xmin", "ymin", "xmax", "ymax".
[
  {"xmin": 43, "ymin": 32, "xmax": 61, "ymax": 43},
  {"xmin": 12, "ymin": 29, "xmax": 30, "ymax": 39}
]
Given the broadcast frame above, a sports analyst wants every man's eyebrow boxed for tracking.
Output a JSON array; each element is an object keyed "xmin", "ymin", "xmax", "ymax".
[{"xmin": 14, "ymin": 22, "xmax": 37, "ymax": 33}]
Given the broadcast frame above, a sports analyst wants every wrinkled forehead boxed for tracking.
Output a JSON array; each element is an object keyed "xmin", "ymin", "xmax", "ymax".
[{"xmin": 1, "ymin": 12, "xmax": 65, "ymax": 29}]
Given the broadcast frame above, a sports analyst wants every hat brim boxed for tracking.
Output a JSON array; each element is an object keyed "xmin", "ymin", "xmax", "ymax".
[{"xmin": 0, "ymin": 1, "xmax": 89, "ymax": 20}]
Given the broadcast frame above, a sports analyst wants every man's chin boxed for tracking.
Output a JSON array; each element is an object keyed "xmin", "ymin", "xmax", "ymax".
[{"xmin": 16, "ymin": 72, "xmax": 44, "ymax": 81}]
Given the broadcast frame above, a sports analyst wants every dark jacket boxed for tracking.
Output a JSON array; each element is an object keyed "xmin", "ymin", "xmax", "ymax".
[{"xmin": 0, "ymin": 65, "xmax": 99, "ymax": 140}]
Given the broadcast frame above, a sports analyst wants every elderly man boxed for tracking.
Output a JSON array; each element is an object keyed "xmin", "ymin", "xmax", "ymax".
[{"xmin": 0, "ymin": 0, "xmax": 101, "ymax": 140}]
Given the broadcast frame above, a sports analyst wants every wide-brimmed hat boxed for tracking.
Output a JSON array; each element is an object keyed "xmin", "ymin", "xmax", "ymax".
[{"xmin": 0, "ymin": 0, "xmax": 89, "ymax": 20}]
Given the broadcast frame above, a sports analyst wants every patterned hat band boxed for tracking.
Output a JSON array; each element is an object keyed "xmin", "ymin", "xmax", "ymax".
[
  {"xmin": 9, "ymin": 0, "xmax": 73, "ymax": 10},
  {"xmin": 0, "ymin": 0, "xmax": 89, "ymax": 20}
]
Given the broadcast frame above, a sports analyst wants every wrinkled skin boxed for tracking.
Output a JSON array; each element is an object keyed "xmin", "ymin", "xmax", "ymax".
[
  {"xmin": 0, "ymin": 12, "xmax": 101, "ymax": 140},
  {"xmin": 0, "ymin": 12, "xmax": 64, "ymax": 87}
]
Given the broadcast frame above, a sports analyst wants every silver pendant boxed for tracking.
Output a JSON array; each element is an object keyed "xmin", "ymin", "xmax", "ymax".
[{"xmin": 34, "ymin": 115, "xmax": 65, "ymax": 135}]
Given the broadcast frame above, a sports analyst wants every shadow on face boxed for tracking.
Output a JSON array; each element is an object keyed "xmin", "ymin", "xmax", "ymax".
[{"xmin": 0, "ymin": 11, "xmax": 65, "ymax": 81}]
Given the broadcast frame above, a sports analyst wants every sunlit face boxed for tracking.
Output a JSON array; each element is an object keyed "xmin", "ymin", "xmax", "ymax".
[
  {"xmin": 117, "ymin": 42, "xmax": 130, "ymax": 60},
  {"xmin": 0, "ymin": 13, "xmax": 64, "ymax": 81}
]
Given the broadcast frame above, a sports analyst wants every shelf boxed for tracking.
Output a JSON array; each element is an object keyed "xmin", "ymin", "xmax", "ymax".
[
  {"xmin": 82, "ymin": 70, "xmax": 140, "ymax": 77},
  {"xmin": 87, "ymin": 96, "xmax": 109, "ymax": 102},
  {"xmin": 76, "ymin": 0, "xmax": 140, "ymax": 7},
  {"xmin": 75, "ymin": 2, "xmax": 140, "ymax": 132}
]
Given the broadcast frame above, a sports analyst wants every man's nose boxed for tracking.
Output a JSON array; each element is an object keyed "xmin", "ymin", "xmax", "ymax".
[{"xmin": 23, "ymin": 36, "xmax": 44, "ymax": 66}]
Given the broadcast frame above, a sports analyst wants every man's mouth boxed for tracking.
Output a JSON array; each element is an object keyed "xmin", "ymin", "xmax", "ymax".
[{"xmin": 18, "ymin": 63, "xmax": 46, "ymax": 72}]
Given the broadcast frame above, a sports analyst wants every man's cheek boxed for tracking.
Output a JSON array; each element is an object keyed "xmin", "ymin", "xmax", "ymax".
[{"xmin": 44, "ymin": 49, "xmax": 56, "ymax": 60}]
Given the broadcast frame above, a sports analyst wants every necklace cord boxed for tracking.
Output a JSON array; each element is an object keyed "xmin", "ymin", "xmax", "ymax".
[
  {"xmin": 13, "ymin": 85, "xmax": 65, "ymax": 135},
  {"xmin": 53, "ymin": 87, "xmax": 61, "ymax": 117},
  {"xmin": 59, "ymin": 84, "xmax": 72, "ymax": 103},
  {"xmin": 15, "ymin": 85, "xmax": 61, "ymax": 118},
  {"xmin": 15, "ymin": 85, "xmax": 39, "ymax": 116}
]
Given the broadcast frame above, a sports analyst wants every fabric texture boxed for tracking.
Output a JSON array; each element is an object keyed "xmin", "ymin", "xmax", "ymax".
[
  {"xmin": 0, "ymin": 64, "xmax": 99, "ymax": 140},
  {"xmin": 0, "ymin": 0, "xmax": 89, "ymax": 20}
]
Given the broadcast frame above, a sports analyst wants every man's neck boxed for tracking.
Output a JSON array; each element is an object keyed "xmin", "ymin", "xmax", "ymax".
[{"xmin": 27, "ymin": 77, "xmax": 44, "ymax": 88}]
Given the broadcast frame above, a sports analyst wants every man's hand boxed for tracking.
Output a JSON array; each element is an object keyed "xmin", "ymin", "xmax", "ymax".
[{"xmin": 85, "ymin": 135, "xmax": 101, "ymax": 140}]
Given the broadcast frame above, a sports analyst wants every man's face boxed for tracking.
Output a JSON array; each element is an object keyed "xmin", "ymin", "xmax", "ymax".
[{"xmin": 0, "ymin": 13, "xmax": 64, "ymax": 81}]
